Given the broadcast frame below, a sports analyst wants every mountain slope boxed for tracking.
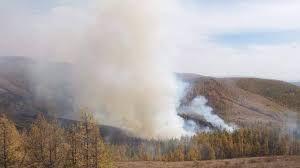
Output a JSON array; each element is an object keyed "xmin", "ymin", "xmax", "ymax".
[
  {"xmin": 235, "ymin": 78, "xmax": 300, "ymax": 112},
  {"xmin": 0, "ymin": 57, "xmax": 299, "ymax": 131},
  {"xmin": 0, "ymin": 57, "xmax": 77, "ymax": 131},
  {"xmin": 178, "ymin": 74, "xmax": 299, "ymax": 127},
  {"xmin": 0, "ymin": 56, "xmax": 135, "ymax": 142},
  {"xmin": 0, "ymin": 56, "xmax": 74, "ymax": 126}
]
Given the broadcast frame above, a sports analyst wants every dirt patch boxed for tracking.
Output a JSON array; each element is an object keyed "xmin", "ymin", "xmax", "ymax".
[{"xmin": 116, "ymin": 156, "xmax": 300, "ymax": 168}]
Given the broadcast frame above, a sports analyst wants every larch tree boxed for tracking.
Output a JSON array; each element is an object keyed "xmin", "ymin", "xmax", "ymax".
[
  {"xmin": 0, "ymin": 114, "xmax": 24, "ymax": 168},
  {"xmin": 65, "ymin": 124, "xmax": 82, "ymax": 168},
  {"xmin": 71, "ymin": 110, "xmax": 113, "ymax": 168},
  {"xmin": 25, "ymin": 114, "xmax": 68, "ymax": 168},
  {"xmin": 172, "ymin": 144, "xmax": 185, "ymax": 161},
  {"xmin": 187, "ymin": 142, "xmax": 200, "ymax": 161}
]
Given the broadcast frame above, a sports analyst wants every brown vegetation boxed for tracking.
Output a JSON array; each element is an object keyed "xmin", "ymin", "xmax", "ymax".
[
  {"xmin": 0, "ymin": 113, "xmax": 113, "ymax": 168},
  {"xmin": 0, "ymin": 113, "xmax": 299, "ymax": 167},
  {"xmin": 235, "ymin": 78, "xmax": 300, "ymax": 112},
  {"xmin": 110, "ymin": 125, "xmax": 300, "ymax": 162},
  {"xmin": 116, "ymin": 156, "xmax": 300, "ymax": 168},
  {"xmin": 178, "ymin": 74, "xmax": 300, "ymax": 128},
  {"xmin": 0, "ymin": 57, "xmax": 299, "ymax": 134}
]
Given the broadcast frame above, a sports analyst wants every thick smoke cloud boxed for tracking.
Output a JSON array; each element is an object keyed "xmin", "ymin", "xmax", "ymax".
[
  {"xmin": 69, "ymin": 0, "xmax": 187, "ymax": 138},
  {"xmin": 27, "ymin": 0, "xmax": 187, "ymax": 138},
  {"xmin": 1, "ymin": 0, "xmax": 237, "ymax": 138}
]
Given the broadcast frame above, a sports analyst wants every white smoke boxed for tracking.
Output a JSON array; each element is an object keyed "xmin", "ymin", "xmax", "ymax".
[
  {"xmin": 283, "ymin": 112, "xmax": 300, "ymax": 136},
  {"xmin": 0, "ymin": 0, "xmax": 192, "ymax": 139},
  {"xmin": 0, "ymin": 0, "xmax": 238, "ymax": 138},
  {"xmin": 183, "ymin": 120, "xmax": 210, "ymax": 134},
  {"xmin": 181, "ymin": 96, "xmax": 236, "ymax": 132},
  {"xmin": 58, "ymin": 0, "xmax": 191, "ymax": 139}
]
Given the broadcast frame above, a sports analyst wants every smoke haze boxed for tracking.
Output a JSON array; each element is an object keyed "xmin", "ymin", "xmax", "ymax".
[
  {"xmin": 23, "ymin": 0, "xmax": 188, "ymax": 138},
  {"xmin": 0, "ymin": 0, "xmax": 238, "ymax": 138}
]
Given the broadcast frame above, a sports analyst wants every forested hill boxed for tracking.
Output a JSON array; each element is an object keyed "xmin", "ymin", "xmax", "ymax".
[
  {"xmin": 177, "ymin": 73, "xmax": 300, "ymax": 127},
  {"xmin": 0, "ymin": 56, "xmax": 299, "ymax": 130}
]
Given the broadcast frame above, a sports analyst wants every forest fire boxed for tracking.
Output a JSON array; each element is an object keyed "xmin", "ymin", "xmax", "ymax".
[{"xmin": 1, "ymin": 0, "xmax": 300, "ymax": 167}]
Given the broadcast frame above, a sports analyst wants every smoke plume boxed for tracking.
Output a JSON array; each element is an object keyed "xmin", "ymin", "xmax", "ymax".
[
  {"xmin": 180, "ymin": 96, "xmax": 236, "ymax": 132},
  {"xmin": 50, "ymin": 0, "xmax": 188, "ymax": 138},
  {"xmin": 1, "ymin": 0, "xmax": 237, "ymax": 138}
]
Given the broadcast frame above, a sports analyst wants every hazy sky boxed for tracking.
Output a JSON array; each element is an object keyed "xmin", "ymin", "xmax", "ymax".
[{"xmin": 1, "ymin": 0, "xmax": 300, "ymax": 81}]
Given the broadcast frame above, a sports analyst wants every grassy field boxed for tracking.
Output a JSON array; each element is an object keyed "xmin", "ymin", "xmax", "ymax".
[{"xmin": 116, "ymin": 156, "xmax": 300, "ymax": 168}]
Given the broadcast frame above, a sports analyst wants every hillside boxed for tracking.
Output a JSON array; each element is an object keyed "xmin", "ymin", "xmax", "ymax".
[
  {"xmin": 0, "ymin": 56, "xmax": 299, "ymax": 133},
  {"xmin": 0, "ymin": 56, "xmax": 136, "ymax": 142},
  {"xmin": 236, "ymin": 78, "xmax": 300, "ymax": 112},
  {"xmin": 0, "ymin": 56, "xmax": 74, "ymax": 123},
  {"xmin": 178, "ymin": 74, "xmax": 299, "ymax": 127}
]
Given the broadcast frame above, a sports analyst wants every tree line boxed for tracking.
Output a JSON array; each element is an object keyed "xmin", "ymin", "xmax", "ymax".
[
  {"xmin": 1, "ymin": 112, "xmax": 299, "ymax": 167},
  {"xmin": 111, "ymin": 125, "xmax": 300, "ymax": 161}
]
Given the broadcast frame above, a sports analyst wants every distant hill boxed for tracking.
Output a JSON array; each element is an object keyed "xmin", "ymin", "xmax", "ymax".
[
  {"xmin": 235, "ymin": 78, "xmax": 300, "ymax": 112},
  {"xmin": 178, "ymin": 74, "xmax": 300, "ymax": 127},
  {"xmin": 293, "ymin": 82, "xmax": 300, "ymax": 87},
  {"xmin": 0, "ymin": 56, "xmax": 74, "ymax": 120},
  {"xmin": 0, "ymin": 56, "xmax": 299, "ymax": 133},
  {"xmin": 0, "ymin": 56, "xmax": 134, "ymax": 142}
]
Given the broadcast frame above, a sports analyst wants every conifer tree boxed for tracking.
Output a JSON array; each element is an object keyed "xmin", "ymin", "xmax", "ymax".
[
  {"xmin": 25, "ymin": 114, "xmax": 68, "ymax": 168},
  {"xmin": 187, "ymin": 143, "xmax": 200, "ymax": 161},
  {"xmin": 0, "ymin": 115, "xmax": 24, "ymax": 168},
  {"xmin": 68, "ymin": 110, "xmax": 113, "ymax": 168}
]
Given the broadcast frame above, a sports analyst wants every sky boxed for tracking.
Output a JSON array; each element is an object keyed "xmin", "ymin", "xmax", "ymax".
[{"xmin": 0, "ymin": 0, "xmax": 300, "ymax": 81}]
